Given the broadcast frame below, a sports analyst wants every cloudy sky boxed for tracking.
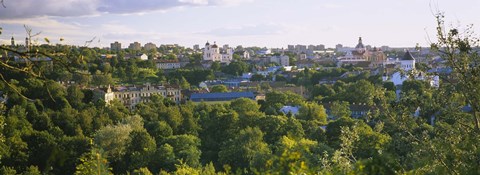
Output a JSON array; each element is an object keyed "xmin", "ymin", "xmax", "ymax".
[{"xmin": 0, "ymin": 0, "xmax": 478, "ymax": 48}]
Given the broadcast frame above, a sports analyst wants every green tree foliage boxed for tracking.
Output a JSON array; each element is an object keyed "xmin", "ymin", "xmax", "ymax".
[
  {"xmin": 297, "ymin": 102, "xmax": 327, "ymax": 124},
  {"xmin": 209, "ymin": 85, "xmax": 228, "ymax": 93},
  {"xmin": 218, "ymin": 127, "xmax": 271, "ymax": 172},
  {"xmin": 330, "ymin": 101, "xmax": 351, "ymax": 119},
  {"xmin": 74, "ymin": 148, "xmax": 112, "ymax": 175}
]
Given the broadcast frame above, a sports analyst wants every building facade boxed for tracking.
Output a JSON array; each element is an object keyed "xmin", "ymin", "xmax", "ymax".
[
  {"xmin": 203, "ymin": 41, "xmax": 233, "ymax": 63},
  {"xmin": 96, "ymin": 83, "xmax": 182, "ymax": 110},
  {"xmin": 128, "ymin": 42, "xmax": 142, "ymax": 51},
  {"xmin": 270, "ymin": 55, "xmax": 289, "ymax": 66},
  {"xmin": 144, "ymin": 42, "xmax": 157, "ymax": 51},
  {"xmin": 110, "ymin": 41, "xmax": 122, "ymax": 52},
  {"xmin": 156, "ymin": 60, "xmax": 181, "ymax": 70}
]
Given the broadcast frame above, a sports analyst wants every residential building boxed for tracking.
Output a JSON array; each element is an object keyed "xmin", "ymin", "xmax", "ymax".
[
  {"xmin": 156, "ymin": 60, "xmax": 181, "ymax": 70},
  {"xmin": 110, "ymin": 41, "xmax": 122, "ymax": 52},
  {"xmin": 193, "ymin": 44, "xmax": 200, "ymax": 50},
  {"xmin": 270, "ymin": 55, "xmax": 289, "ymax": 66},
  {"xmin": 95, "ymin": 83, "xmax": 182, "ymax": 110},
  {"xmin": 128, "ymin": 42, "xmax": 142, "ymax": 51},
  {"xmin": 235, "ymin": 50, "xmax": 250, "ymax": 59},
  {"xmin": 144, "ymin": 42, "xmax": 157, "ymax": 51},
  {"xmin": 125, "ymin": 53, "xmax": 148, "ymax": 60}
]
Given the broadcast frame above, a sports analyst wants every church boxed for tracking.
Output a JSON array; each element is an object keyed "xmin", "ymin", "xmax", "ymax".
[
  {"xmin": 203, "ymin": 41, "xmax": 233, "ymax": 64},
  {"xmin": 337, "ymin": 37, "xmax": 386, "ymax": 68}
]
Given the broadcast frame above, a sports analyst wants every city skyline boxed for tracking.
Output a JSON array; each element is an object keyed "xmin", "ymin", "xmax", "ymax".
[{"xmin": 0, "ymin": 0, "xmax": 479, "ymax": 48}]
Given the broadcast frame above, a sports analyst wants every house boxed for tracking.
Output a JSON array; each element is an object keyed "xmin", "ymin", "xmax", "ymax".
[
  {"xmin": 156, "ymin": 60, "xmax": 181, "ymax": 70},
  {"xmin": 235, "ymin": 50, "xmax": 251, "ymax": 59},
  {"xmin": 137, "ymin": 53, "xmax": 148, "ymax": 60},
  {"xmin": 296, "ymin": 59, "xmax": 316, "ymax": 69},
  {"xmin": 190, "ymin": 92, "xmax": 255, "ymax": 102},
  {"xmin": 124, "ymin": 53, "xmax": 148, "ymax": 60}
]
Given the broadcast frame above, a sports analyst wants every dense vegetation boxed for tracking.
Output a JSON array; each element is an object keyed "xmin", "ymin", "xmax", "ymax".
[{"xmin": 0, "ymin": 14, "xmax": 478, "ymax": 175}]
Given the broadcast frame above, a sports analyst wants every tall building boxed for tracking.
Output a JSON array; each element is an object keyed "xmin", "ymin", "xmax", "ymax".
[
  {"xmin": 128, "ymin": 42, "xmax": 142, "ymax": 51},
  {"xmin": 270, "ymin": 55, "xmax": 290, "ymax": 66},
  {"xmin": 335, "ymin": 44, "xmax": 343, "ymax": 51},
  {"xmin": 144, "ymin": 42, "xmax": 157, "ymax": 51},
  {"xmin": 203, "ymin": 41, "xmax": 233, "ymax": 63},
  {"xmin": 10, "ymin": 36, "xmax": 14, "ymax": 47},
  {"xmin": 193, "ymin": 44, "xmax": 200, "ymax": 50},
  {"xmin": 110, "ymin": 41, "xmax": 122, "ymax": 52}
]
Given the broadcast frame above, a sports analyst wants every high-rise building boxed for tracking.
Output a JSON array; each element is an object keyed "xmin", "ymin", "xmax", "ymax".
[
  {"xmin": 144, "ymin": 42, "xmax": 157, "ymax": 51},
  {"xmin": 128, "ymin": 42, "xmax": 142, "ymax": 51},
  {"xmin": 193, "ymin": 44, "xmax": 200, "ymax": 50},
  {"xmin": 110, "ymin": 41, "xmax": 122, "ymax": 52},
  {"xmin": 335, "ymin": 44, "xmax": 343, "ymax": 50}
]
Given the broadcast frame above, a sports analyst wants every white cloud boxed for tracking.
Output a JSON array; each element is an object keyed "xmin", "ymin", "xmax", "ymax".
[{"xmin": 0, "ymin": 0, "xmax": 255, "ymax": 19}]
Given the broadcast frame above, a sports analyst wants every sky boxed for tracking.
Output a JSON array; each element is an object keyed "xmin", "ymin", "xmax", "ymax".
[{"xmin": 0, "ymin": 0, "xmax": 479, "ymax": 49}]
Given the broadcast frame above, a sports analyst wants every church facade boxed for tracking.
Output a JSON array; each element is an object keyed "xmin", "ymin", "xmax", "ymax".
[{"xmin": 203, "ymin": 41, "xmax": 233, "ymax": 64}]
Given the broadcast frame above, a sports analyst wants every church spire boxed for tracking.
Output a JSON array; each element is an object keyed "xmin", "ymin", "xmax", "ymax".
[
  {"xmin": 355, "ymin": 37, "xmax": 365, "ymax": 49},
  {"xmin": 11, "ymin": 36, "xmax": 14, "ymax": 47}
]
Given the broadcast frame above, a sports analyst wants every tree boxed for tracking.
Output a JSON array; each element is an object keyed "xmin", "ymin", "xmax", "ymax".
[
  {"xmin": 179, "ymin": 76, "xmax": 190, "ymax": 89},
  {"xmin": 74, "ymin": 148, "xmax": 112, "ymax": 175},
  {"xmin": 210, "ymin": 61, "xmax": 221, "ymax": 72},
  {"xmin": 125, "ymin": 130, "xmax": 156, "ymax": 172},
  {"xmin": 297, "ymin": 102, "xmax": 327, "ymax": 124},
  {"xmin": 209, "ymin": 85, "xmax": 228, "ymax": 93},
  {"xmin": 218, "ymin": 127, "xmax": 271, "ymax": 171},
  {"xmin": 164, "ymin": 135, "xmax": 201, "ymax": 168},
  {"xmin": 330, "ymin": 101, "xmax": 351, "ymax": 119},
  {"xmin": 431, "ymin": 13, "xmax": 480, "ymax": 131},
  {"xmin": 250, "ymin": 74, "xmax": 265, "ymax": 81}
]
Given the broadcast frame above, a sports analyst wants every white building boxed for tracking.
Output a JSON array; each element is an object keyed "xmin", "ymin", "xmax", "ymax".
[
  {"xmin": 137, "ymin": 53, "xmax": 148, "ymax": 60},
  {"xmin": 383, "ymin": 50, "xmax": 439, "ymax": 88},
  {"xmin": 96, "ymin": 83, "xmax": 182, "ymax": 110},
  {"xmin": 203, "ymin": 41, "xmax": 233, "ymax": 63}
]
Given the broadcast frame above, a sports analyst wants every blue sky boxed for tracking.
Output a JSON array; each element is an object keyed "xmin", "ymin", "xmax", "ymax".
[{"xmin": 0, "ymin": 0, "xmax": 479, "ymax": 48}]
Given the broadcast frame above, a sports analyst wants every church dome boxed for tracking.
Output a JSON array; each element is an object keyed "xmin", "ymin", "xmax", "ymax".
[
  {"xmin": 355, "ymin": 37, "xmax": 365, "ymax": 49},
  {"xmin": 212, "ymin": 42, "xmax": 218, "ymax": 48},
  {"xmin": 205, "ymin": 41, "xmax": 210, "ymax": 46}
]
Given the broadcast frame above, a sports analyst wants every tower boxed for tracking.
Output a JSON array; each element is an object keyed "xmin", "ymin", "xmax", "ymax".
[
  {"xmin": 10, "ymin": 36, "xmax": 14, "ymax": 47},
  {"xmin": 355, "ymin": 37, "xmax": 366, "ymax": 53},
  {"xmin": 203, "ymin": 41, "xmax": 212, "ymax": 61},
  {"xmin": 25, "ymin": 37, "xmax": 29, "ymax": 51}
]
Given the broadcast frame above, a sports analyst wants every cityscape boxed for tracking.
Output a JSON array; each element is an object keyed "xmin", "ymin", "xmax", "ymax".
[{"xmin": 0, "ymin": 0, "xmax": 479, "ymax": 175}]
